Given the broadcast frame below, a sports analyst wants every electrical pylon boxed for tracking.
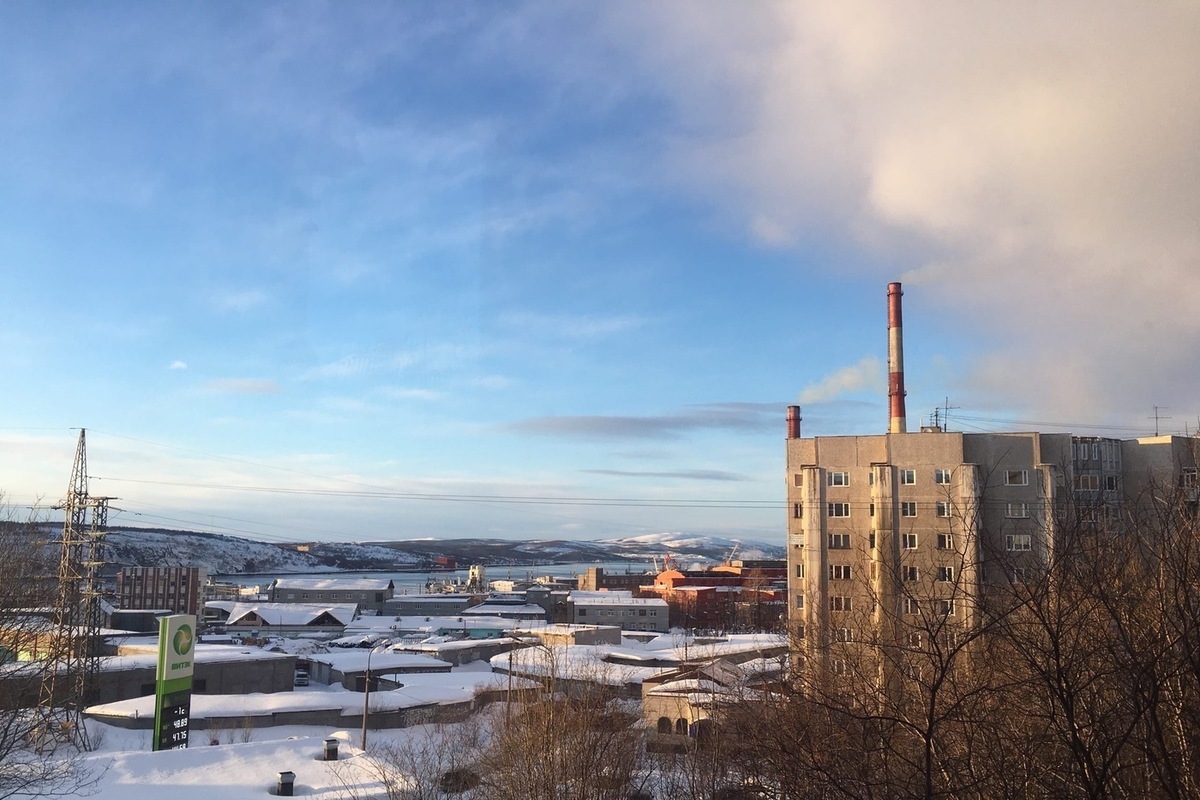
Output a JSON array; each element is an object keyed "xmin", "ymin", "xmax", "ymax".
[{"xmin": 34, "ymin": 429, "xmax": 113, "ymax": 752}]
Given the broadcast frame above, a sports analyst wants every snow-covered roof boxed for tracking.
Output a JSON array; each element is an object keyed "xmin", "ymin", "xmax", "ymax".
[
  {"xmin": 569, "ymin": 590, "xmax": 634, "ymax": 600},
  {"xmin": 226, "ymin": 602, "xmax": 357, "ymax": 626},
  {"xmin": 461, "ymin": 602, "xmax": 546, "ymax": 617},
  {"xmin": 307, "ymin": 650, "xmax": 452, "ymax": 674},
  {"xmin": 273, "ymin": 577, "xmax": 393, "ymax": 591},
  {"xmin": 570, "ymin": 594, "xmax": 667, "ymax": 606}
]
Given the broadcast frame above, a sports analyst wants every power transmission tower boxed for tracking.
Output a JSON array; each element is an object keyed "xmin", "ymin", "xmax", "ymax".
[{"xmin": 34, "ymin": 429, "xmax": 113, "ymax": 752}]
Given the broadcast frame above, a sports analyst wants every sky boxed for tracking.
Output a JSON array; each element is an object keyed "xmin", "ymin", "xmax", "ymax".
[{"xmin": 0, "ymin": 2, "xmax": 1196, "ymax": 545}]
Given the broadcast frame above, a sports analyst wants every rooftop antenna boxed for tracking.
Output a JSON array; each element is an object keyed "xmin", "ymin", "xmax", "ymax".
[{"xmin": 1150, "ymin": 406, "xmax": 1171, "ymax": 437}]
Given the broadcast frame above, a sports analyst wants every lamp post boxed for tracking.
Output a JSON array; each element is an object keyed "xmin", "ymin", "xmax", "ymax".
[{"xmin": 360, "ymin": 648, "xmax": 373, "ymax": 751}]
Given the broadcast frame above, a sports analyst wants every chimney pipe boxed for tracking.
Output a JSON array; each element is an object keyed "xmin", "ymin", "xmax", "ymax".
[
  {"xmin": 786, "ymin": 406, "xmax": 802, "ymax": 439},
  {"xmin": 887, "ymin": 282, "xmax": 907, "ymax": 434}
]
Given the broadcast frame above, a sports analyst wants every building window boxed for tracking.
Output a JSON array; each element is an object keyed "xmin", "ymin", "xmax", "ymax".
[
  {"xmin": 937, "ymin": 566, "xmax": 955, "ymax": 582},
  {"xmin": 937, "ymin": 533, "xmax": 955, "ymax": 550},
  {"xmin": 900, "ymin": 469, "xmax": 916, "ymax": 485},
  {"xmin": 793, "ymin": 502, "xmax": 802, "ymax": 519},
  {"xmin": 901, "ymin": 502, "xmax": 917, "ymax": 517},
  {"xmin": 1011, "ymin": 567, "xmax": 1028, "ymax": 582},
  {"xmin": 830, "ymin": 564, "xmax": 852, "ymax": 580},
  {"xmin": 834, "ymin": 627, "xmax": 854, "ymax": 643},
  {"xmin": 794, "ymin": 594, "xmax": 805, "ymax": 609},
  {"xmin": 579, "ymin": 608, "xmax": 587, "ymax": 616},
  {"xmin": 828, "ymin": 503, "xmax": 850, "ymax": 518},
  {"xmin": 938, "ymin": 599, "xmax": 956, "ymax": 617},
  {"xmin": 829, "ymin": 533, "xmax": 851, "ymax": 549},
  {"xmin": 868, "ymin": 471, "xmax": 875, "ymax": 486},
  {"xmin": 1005, "ymin": 470, "xmax": 1029, "ymax": 486},
  {"xmin": 795, "ymin": 564, "xmax": 804, "ymax": 579},
  {"xmin": 1075, "ymin": 473, "xmax": 1100, "ymax": 491},
  {"xmin": 902, "ymin": 533, "xmax": 918, "ymax": 550},
  {"xmin": 869, "ymin": 533, "xmax": 876, "ymax": 549},
  {"xmin": 830, "ymin": 596, "xmax": 852, "ymax": 612},
  {"xmin": 903, "ymin": 597, "xmax": 919, "ymax": 614},
  {"xmin": 1006, "ymin": 502, "xmax": 1029, "ymax": 518},
  {"xmin": 828, "ymin": 472, "xmax": 849, "ymax": 487},
  {"xmin": 793, "ymin": 473, "xmax": 803, "ymax": 487},
  {"xmin": 934, "ymin": 468, "xmax": 952, "ymax": 485},
  {"xmin": 906, "ymin": 632, "xmax": 923, "ymax": 648},
  {"xmin": 831, "ymin": 659, "xmax": 847, "ymax": 676},
  {"xmin": 1006, "ymin": 533, "xmax": 1032, "ymax": 551},
  {"xmin": 1106, "ymin": 475, "xmax": 1118, "ymax": 491},
  {"xmin": 869, "ymin": 502, "xmax": 875, "ymax": 517},
  {"xmin": 902, "ymin": 566, "xmax": 919, "ymax": 582},
  {"xmin": 1182, "ymin": 469, "xmax": 1197, "ymax": 489},
  {"xmin": 1092, "ymin": 443, "xmax": 1099, "ymax": 460},
  {"xmin": 936, "ymin": 501, "xmax": 951, "ymax": 518}
]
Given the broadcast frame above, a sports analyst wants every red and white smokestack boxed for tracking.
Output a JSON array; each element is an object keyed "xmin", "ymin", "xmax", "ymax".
[
  {"xmin": 887, "ymin": 282, "xmax": 907, "ymax": 434},
  {"xmin": 787, "ymin": 405, "xmax": 802, "ymax": 439}
]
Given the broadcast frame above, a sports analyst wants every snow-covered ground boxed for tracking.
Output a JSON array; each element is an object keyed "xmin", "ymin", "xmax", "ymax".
[{"xmin": 17, "ymin": 627, "xmax": 786, "ymax": 799}]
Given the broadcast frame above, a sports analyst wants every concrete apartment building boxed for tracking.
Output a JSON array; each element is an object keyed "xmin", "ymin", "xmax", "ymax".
[
  {"xmin": 787, "ymin": 283, "xmax": 1199, "ymax": 672},
  {"xmin": 116, "ymin": 566, "xmax": 207, "ymax": 616}
]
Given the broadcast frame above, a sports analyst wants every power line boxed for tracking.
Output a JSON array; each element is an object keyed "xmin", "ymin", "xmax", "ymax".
[{"xmin": 91, "ymin": 475, "xmax": 784, "ymax": 509}]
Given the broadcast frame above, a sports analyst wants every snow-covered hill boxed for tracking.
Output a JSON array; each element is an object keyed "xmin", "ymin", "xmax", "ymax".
[{"xmin": 100, "ymin": 527, "xmax": 784, "ymax": 574}]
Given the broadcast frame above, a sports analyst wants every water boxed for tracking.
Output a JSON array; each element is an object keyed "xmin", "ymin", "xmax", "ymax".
[{"xmin": 215, "ymin": 560, "xmax": 657, "ymax": 594}]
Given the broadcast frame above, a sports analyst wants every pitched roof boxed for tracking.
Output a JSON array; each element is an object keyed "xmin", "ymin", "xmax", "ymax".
[{"xmin": 226, "ymin": 602, "xmax": 358, "ymax": 626}]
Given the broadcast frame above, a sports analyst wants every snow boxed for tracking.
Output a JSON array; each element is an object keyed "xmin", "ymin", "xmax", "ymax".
[
  {"xmin": 88, "ymin": 668, "xmax": 518, "ymax": 721},
  {"xmin": 273, "ymin": 577, "xmax": 393, "ymax": 591},
  {"xmin": 307, "ymin": 651, "xmax": 452, "ymax": 674},
  {"xmin": 226, "ymin": 602, "xmax": 358, "ymax": 626}
]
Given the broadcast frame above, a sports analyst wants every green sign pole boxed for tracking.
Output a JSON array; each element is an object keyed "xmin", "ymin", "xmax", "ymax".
[{"xmin": 153, "ymin": 614, "xmax": 195, "ymax": 751}]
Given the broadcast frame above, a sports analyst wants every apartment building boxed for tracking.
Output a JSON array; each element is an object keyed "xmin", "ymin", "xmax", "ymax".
[
  {"xmin": 785, "ymin": 416, "xmax": 1198, "ymax": 670},
  {"xmin": 116, "ymin": 566, "xmax": 207, "ymax": 616}
]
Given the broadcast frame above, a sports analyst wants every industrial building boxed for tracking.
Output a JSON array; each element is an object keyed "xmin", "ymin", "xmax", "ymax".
[{"xmin": 787, "ymin": 283, "xmax": 1199, "ymax": 671}]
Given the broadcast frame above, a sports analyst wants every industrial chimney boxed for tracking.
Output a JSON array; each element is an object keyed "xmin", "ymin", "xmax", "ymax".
[
  {"xmin": 786, "ymin": 405, "xmax": 802, "ymax": 439},
  {"xmin": 887, "ymin": 282, "xmax": 907, "ymax": 434}
]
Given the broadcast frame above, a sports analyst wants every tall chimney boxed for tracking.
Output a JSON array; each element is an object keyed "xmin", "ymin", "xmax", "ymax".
[
  {"xmin": 887, "ymin": 282, "xmax": 907, "ymax": 434},
  {"xmin": 787, "ymin": 405, "xmax": 802, "ymax": 439}
]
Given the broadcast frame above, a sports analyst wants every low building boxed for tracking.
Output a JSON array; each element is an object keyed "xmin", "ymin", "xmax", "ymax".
[
  {"xmin": 643, "ymin": 660, "xmax": 746, "ymax": 745},
  {"xmin": 384, "ymin": 593, "xmax": 479, "ymax": 617},
  {"xmin": 577, "ymin": 567, "xmax": 655, "ymax": 593},
  {"xmin": 224, "ymin": 602, "xmax": 357, "ymax": 633},
  {"xmin": 518, "ymin": 624, "xmax": 622, "ymax": 647},
  {"xmin": 569, "ymin": 592, "xmax": 669, "ymax": 632},
  {"xmin": 269, "ymin": 577, "xmax": 395, "ymax": 614},
  {"xmin": 306, "ymin": 650, "xmax": 453, "ymax": 690}
]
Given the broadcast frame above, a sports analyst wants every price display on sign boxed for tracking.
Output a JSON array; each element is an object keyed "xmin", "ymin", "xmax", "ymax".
[{"xmin": 155, "ymin": 690, "xmax": 191, "ymax": 750}]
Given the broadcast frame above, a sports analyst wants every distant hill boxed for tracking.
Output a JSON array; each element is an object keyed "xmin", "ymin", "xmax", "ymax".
[{"xmin": 98, "ymin": 526, "xmax": 784, "ymax": 575}]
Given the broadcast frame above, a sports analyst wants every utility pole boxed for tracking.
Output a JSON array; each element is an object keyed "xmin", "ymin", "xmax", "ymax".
[
  {"xmin": 35, "ymin": 429, "xmax": 114, "ymax": 752},
  {"xmin": 360, "ymin": 648, "xmax": 374, "ymax": 751}
]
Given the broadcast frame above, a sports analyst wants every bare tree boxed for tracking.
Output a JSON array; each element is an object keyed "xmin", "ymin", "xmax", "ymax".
[{"xmin": 0, "ymin": 508, "xmax": 102, "ymax": 799}]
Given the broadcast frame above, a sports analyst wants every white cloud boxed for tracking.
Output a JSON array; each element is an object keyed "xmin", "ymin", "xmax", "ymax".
[
  {"xmin": 381, "ymin": 387, "xmax": 444, "ymax": 402},
  {"xmin": 609, "ymin": 1, "xmax": 1200, "ymax": 418},
  {"xmin": 168, "ymin": 360, "xmax": 188, "ymax": 370},
  {"xmin": 212, "ymin": 289, "xmax": 271, "ymax": 313},
  {"xmin": 798, "ymin": 357, "xmax": 884, "ymax": 406},
  {"xmin": 498, "ymin": 312, "xmax": 645, "ymax": 339},
  {"xmin": 204, "ymin": 378, "xmax": 281, "ymax": 394}
]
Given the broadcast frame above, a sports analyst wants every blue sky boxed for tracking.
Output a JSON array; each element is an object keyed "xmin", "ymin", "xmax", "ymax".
[{"xmin": 1, "ymin": 3, "xmax": 1196, "ymax": 545}]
